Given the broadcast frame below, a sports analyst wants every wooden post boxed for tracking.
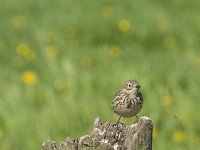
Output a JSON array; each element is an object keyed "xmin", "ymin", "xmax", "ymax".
[{"xmin": 42, "ymin": 116, "xmax": 153, "ymax": 150}]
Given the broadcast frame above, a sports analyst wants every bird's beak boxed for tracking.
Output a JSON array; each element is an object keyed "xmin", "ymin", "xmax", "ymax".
[{"xmin": 136, "ymin": 85, "xmax": 141, "ymax": 88}]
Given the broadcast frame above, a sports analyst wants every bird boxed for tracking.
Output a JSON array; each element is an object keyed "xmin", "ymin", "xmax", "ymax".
[{"xmin": 112, "ymin": 80, "xmax": 143, "ymax": 123}]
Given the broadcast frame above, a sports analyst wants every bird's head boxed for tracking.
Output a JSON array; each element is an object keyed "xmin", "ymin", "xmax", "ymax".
[{"xmin": 124, "ymin": 80, "xmax": 141, "ymax": 94}]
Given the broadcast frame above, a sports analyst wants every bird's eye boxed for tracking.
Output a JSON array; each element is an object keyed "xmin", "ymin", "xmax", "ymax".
[{"xmin": 128, "ymin": 84, "xmax": 132, "ymax": 88}]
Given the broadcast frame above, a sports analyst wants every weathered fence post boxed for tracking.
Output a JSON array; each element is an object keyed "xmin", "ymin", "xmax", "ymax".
[{"xmin": 42, "ymin": 116, "xmax": 153, "ymax": 150}]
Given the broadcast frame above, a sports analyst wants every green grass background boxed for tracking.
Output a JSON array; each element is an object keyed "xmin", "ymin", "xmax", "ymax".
[{"xmin": 1, "ymin": 0, "xmax": 200, "ymax": 149}]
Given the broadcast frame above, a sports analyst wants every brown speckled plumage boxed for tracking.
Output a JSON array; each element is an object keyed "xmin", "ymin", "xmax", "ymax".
[{"xmin": 113, "ymin": 80, "xmax": 143, "ymax": 121}]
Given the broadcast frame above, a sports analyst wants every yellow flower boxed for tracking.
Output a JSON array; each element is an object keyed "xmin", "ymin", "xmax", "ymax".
[
  {"xmin": 101, "ymin": 5, "xmax": 114, "ymax": 17},
  {"xmin": 45, "ymin": 45, "xmax": 59, "ymax": 58},
  {"xmin": 163, "ymin": 36, "xmax": 176, "ymax": 49},
  {"xmin": 11, "ymin": 16, "xmax": 25, "ymax": 28},
  {"xmin": 16, "ymin": 43, "xmax": 36, "ymax": 61},
  {"xmin": 54, "ymin": 80, "xmax": 68, "ymax": 92},
  {"xmin": 153, "ymin": 127, "xmax": 159, "ymax": 138},
  {"xmin": 65, "ymin": 27, "xmax": 77, "ymax": 39},
  {"xmin": 46, "ymin": 31, "xmax": 57, "ymax": 41},
  {"xmin": 158, "ymin": 19, "xmax": 171, "ymax": 32},
  {"xmin": 81, "ymin": 56, "xmax": 93, "ymax": 69},
  {"xmin": 161, "ymin": 96, "xmax": 174, "ymax": 106},
  {"xmin": 173, "ymin": 131, "xmax": 187, "ymax": 143},
  {"xmin": 21, "ymin": 71, "xmax": 38, "ymax": 86},
  {"xmin": 24, "ymin": 50, "xmax": 36, "ymax": 61},
  {"xmin": 109, "ymin": 46, "xmax": 121, "ymax": 59},
  {"xmin": 118, "ymin": 19, "xmax": 131, "ymax": 32},
  {"xmin": 16, "ymin": 43, "xmax": 30, "ymax": 56}
]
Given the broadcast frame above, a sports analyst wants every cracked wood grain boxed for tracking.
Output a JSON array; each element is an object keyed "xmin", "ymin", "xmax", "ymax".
[{"xmin": 41, "ymin": 116, "xmax": 153, "ymax": 150}]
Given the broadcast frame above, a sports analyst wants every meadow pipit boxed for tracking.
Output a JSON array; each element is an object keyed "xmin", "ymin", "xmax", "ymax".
[{"xmin": 112, "ymin": 80, "xmax": 143, "ymax": 122}]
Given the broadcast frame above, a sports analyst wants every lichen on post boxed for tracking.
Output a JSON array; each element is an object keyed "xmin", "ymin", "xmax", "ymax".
[{"xmin": 41, "ymin": 116, "xmax": 153, "ymax": 150}]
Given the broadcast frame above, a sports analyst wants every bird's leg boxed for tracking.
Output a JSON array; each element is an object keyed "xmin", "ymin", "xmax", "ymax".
[
  {"xmin": 115, "ymin": 116, "xmax": 121, "ymax": 130},
  {"xmin": 117, "ymin": 116, "xmax": 121, "ymax": 124},
  {"xmin": 136, "ymin": 115, "xmax": 139, "ymax": 121}
]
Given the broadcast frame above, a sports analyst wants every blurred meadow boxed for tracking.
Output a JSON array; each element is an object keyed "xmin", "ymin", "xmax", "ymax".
[{"xmin": 0, "ymin": 0, "xmax": 200, "ymax": 149}]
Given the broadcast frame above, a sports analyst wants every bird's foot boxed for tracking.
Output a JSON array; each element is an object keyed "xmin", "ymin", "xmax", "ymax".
[{"xmin": 133, "ymin": 115, "xmax": 139, "ymax": 123}]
